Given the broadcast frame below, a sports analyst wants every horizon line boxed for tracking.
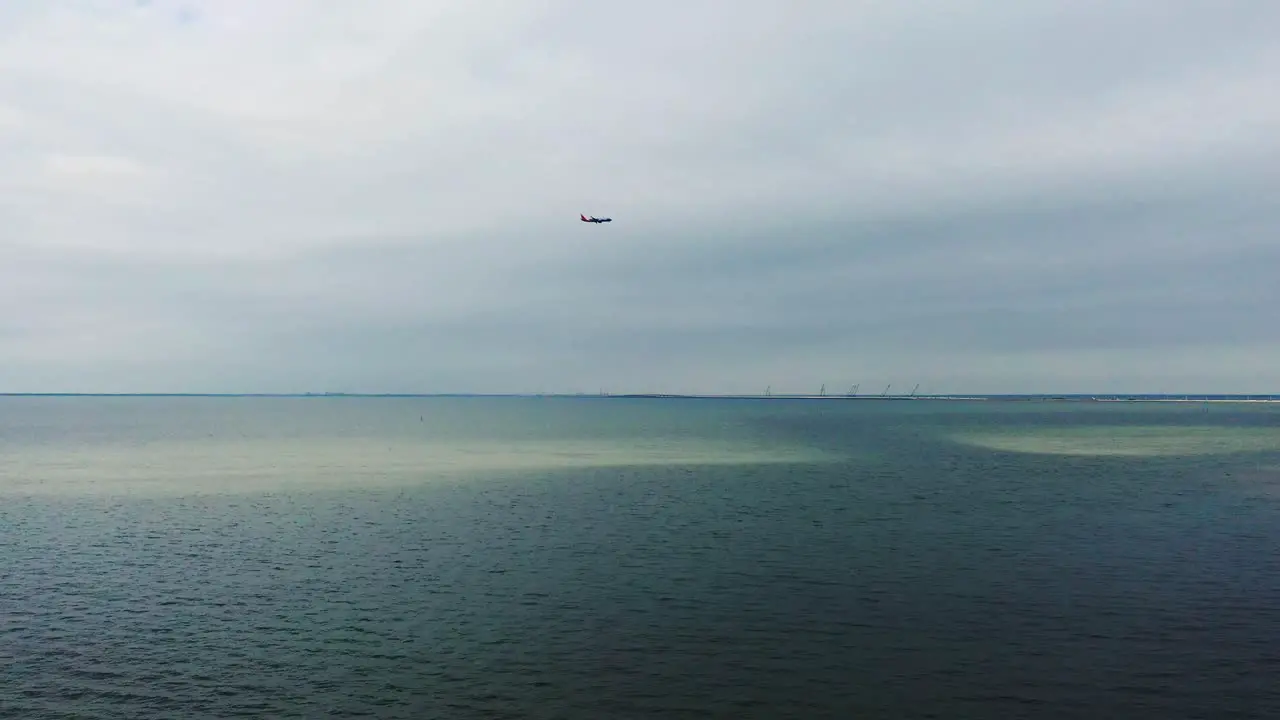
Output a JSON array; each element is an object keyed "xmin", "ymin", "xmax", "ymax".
[{"xmin": 1, "ymin": 392, "xmax": 1278, "ymax": 402}]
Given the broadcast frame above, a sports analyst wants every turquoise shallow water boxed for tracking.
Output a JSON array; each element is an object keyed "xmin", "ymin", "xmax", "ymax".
[{"xmin": 2, "ymin": 397, "xmax": 1279, "ymax": 718}]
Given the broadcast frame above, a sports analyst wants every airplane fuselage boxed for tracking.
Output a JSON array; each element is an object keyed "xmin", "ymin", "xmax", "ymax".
[{"xmin": 581, "ymin": 214, "xmax": 612, "ymax": 223}]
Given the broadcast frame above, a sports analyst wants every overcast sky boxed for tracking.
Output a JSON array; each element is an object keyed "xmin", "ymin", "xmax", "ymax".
[{"xmin": 2, "ymin": 0, "xmax": 1278, "ymax": 394}]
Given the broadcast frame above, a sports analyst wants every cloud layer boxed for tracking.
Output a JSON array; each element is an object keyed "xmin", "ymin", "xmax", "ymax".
[{"xmin": 2, "ymin": 0, "xmax": 1278, "ymax": 394}]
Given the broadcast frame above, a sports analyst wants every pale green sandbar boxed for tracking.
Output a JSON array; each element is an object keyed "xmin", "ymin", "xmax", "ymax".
[
  {"xmin": 0, "ymin": 437, "xmax": 841, "ymax": 497},
  {"xmin": 948, "ymin": 426, "xmax": 1280, "ymax": 457}
]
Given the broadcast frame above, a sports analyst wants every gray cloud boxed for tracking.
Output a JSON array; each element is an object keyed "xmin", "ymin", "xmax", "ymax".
[{"xmin": 1, "ymin": 0, "xmax": 1278, "ymax": 393}]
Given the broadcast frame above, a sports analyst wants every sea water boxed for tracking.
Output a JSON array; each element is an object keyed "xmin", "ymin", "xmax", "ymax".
[{"xmin": 2, "ymin": 396, "xmax": 1278, "ymax": 718}]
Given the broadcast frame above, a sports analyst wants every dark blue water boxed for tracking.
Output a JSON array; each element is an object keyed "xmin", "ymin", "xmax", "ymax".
[{"xmin": 2, "ymin": 398, "xmax": 1278, "ymax": 718}]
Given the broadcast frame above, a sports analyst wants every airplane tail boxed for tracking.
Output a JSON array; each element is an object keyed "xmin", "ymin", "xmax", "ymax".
[{"xmin": 580, "ymin": 214, "xmax": 588, "ymax": 221}]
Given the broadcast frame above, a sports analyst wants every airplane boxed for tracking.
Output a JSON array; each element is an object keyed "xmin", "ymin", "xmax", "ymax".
[{"xmin": 580, "ymin": 214, "xmax": 612, "ymax": 223}]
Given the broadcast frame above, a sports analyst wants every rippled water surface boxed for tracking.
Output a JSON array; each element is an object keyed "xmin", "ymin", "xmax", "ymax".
[{"xmin": 2, "ymin": 397, "xmax": 1279, "ymax": 718}]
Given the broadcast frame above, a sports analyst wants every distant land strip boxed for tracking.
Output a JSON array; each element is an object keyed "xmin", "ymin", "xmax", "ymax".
[{"xmin": 1, "ymin": 393, "xmax": 1278, "ymax": 403}]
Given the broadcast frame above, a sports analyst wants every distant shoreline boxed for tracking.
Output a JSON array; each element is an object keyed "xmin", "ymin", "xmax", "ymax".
[{"xmin": 1, "ymin": 393, "xmax": 1277, "ymax": 403}]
